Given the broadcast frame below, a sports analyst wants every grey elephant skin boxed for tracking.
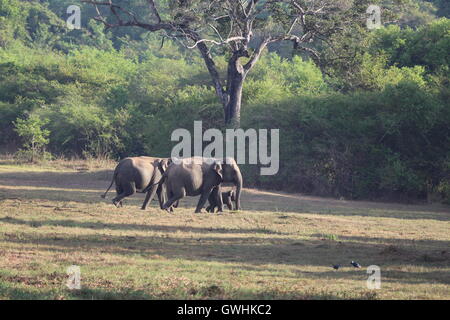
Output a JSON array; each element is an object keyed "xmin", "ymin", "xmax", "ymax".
[
  {"xmin": 102, "ymin": 156, "xmax": 170, "ymax": 210},
  {"xmin": 206, "ymin": 189, "xmax": 235, "ymax": 213},
  {"xmin": 161, "ymin": 157, "xmax": 243, "ymax": 213}
]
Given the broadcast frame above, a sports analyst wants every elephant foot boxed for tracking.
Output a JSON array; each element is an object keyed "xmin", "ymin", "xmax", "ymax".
[
  {"xmin": 163, "ymin": 206, "xmax": 173, "ymax": 213},
  {"xmin": 112, "ymin": 199, "xmax": 121, "ymax": 208},
  {"xmin": 162, "ymin": 203, "xmax": 176, "ymax": 212}
]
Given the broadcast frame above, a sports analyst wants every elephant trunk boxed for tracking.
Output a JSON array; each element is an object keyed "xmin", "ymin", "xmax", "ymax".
[{"xmin": 234, "ymin": 169, "xmax": 243, "ymax": 210}]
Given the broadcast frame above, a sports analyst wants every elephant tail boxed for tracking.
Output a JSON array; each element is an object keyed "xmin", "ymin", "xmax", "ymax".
[
  {"xmin": 101, "ymin": 171, "xmax": 117, "ymax": 199},
  {"xmin": 142, "ymin": 173, "xmax": 167, "ymax": 194}
]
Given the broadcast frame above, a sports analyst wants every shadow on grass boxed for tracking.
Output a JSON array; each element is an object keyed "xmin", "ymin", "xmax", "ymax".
[
  {"xmin": 0, "ymin": 170, "xmax": 112, "ymax": 188},
  {"xmin": 379, "ymin": 269, "xmax": 450, "ymax": 285},
  {"xmin": 2, "ymin": 225, "xmax": 450, "ymax": 287},
  {"xmin": 0, "ymin": 187, "xmax": 117, "ymax": 204},
  {"xmin": 2, "ymin": 169, "xmax": 449, "ymax": 299},
  {"xmin": 1, "ymin": 169, "xmax": 450, "ymax": 221},
  {"xmin": 0, "ymin": 285, "xmax": 379, "ymax": 300},
  {"xmin": 0, "ymin": 285, "xmax": 50, "ymax": 299},
  {"xmin": 0, "ymin": 217, "xmax": 285, "ymax": 235},
  {"xmin": 244, "ymin": 191, "xmax": 450, "ymax": 221},
  {"xmin": 2, "ymin": 185, "xmax": 450, "ymax": 221},
  {"xmin": 0, "ymin": 284, "xmax": 154, "ymax": 300},
  {"xmin": 68, "ymin": 287, "xmax": 154, "ymax": 300}
]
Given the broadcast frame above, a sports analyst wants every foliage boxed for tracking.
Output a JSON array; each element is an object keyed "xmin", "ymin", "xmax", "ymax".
[
  {"xmin": 242, "ymin": 78, "xmax": 450, "ymax": 201},
  {"xmin": 0, "ymin": 1, "xmax": 449, "ymax": 202},
  {"xmin": 371, "ymin": 19, "xmax": 450, "ymax": 73},
  {"xmin": 13, "ymin": 114, "xmax": 51, "ymax": 162}
]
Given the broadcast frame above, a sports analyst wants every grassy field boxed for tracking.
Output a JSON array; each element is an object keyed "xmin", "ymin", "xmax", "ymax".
[{"xmin": 0, "ymin": 159, "xmax": 449, "ymax": 300}]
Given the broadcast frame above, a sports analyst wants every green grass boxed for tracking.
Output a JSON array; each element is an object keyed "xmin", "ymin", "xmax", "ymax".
[{"xmin": 0, "ymin": 161, "xmax": 449, "ymax": 300}]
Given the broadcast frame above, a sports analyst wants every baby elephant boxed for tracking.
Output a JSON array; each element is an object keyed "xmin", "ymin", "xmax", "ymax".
[{"xmin": 206, "ymin": 189, "xmax": 235, "ymax": 213}]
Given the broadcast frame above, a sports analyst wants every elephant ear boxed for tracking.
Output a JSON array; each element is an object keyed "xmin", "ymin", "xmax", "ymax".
[
  {"xmin": 158, "ymin": 159, "xmax": 169, "ymax": 174},
  {"xmin": 212, "ymin": 162, "xmax": 223, "ymax": 181}
]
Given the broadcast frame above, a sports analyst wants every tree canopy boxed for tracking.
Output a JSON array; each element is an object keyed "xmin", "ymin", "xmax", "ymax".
[{"xmin": 0, "ymin": 0, "xmax": 449, "ymax": 202}]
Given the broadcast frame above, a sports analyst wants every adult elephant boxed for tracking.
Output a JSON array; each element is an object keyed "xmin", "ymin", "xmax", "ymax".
[
  {"xmin": 101, "ymin": 156, "xmax": 171, "ymax": 210},
  {"xmin": 161, "ymin": 157, "xmax": 242, "ymax": 213}
]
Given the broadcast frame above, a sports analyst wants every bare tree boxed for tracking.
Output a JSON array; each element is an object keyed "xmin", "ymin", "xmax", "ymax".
[{"xmin": 82, "ymin": 0, "xmax": 371, "ymax": 127}]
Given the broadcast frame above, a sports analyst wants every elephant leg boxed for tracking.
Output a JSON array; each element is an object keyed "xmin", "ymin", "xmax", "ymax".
[
  {"xmin": 168, "ymin": 199, "xmax": 179, "ymax": 212},
  {"xmin": 158, "ymin": 183, "xmax": 170, "ymax": 210},
  {"xmin": 112, "ymin": 185, "xmax": 123, "ymax": 208},
  {"xmin": 226, "ymin": 197, "xmax": 233, "ymax": 210},
  {"xmin": 209, "ymin": 186, "xmax": 223, "ymax": 213},
  {"xmin": 206, "ymin": 192, "xmax": 215, "ymax": 213},
  {"xmin": 216, "ymin": 190, "xmax": 224, "ymax": 213},
  {"xmin": 114, "ymin": 185, "xmax": 125, "ymax": 208},
  {"xmin": 156, "ymin": 184, "xmax": 165, "ymax": 209},
  {"xmin": 195, "ymin": 187, "xmax": 215, "ymax": 213},
  {"xmin": 141, "ymin": 185, "xmax": 158, "ymax": 210},
  {"xmin": 112, "ymin": 183, "xmax": 135, "ymax": 207},
  {"xmin": 114, "ymin": 185, "xmax": 122, "ymax": 202},
  {"xmin": 162, "ymin": 188, "xmax": 185, "ymax": 211},
  {"xmin": 205, "ymin": 204, "xmax": 215, "ymax": 213},
  {"xmin": 161, "ymin": 184, "xmax": 176, "ymax": 211}
]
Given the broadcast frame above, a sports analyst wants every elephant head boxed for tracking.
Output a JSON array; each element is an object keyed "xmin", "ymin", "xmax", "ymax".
[
  {"xmin": 160, "ymin": 157, "xmax": 242, "ymax": 213},
  {"xmin": 157, "ymin": 158, "xmax": 173, "ymax": 175},
  {"xmin": 220, "ymin": 157, "xmax": 242, "ymax": 210}
]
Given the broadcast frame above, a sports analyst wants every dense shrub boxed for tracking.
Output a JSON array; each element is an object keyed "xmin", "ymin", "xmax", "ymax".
[
  {"xmin": 242, "ymin": 78, "xmax": 450, "ymax": 201},
  {"xmin": 0, "ymin": 1, "xmax": 448, "ymax": 203}
]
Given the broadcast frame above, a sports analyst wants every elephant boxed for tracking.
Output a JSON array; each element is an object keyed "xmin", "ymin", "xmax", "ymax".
[
  {"xmin": 101, "ymin": 156, "xmax": 171, "ymax": 210},
  {"xmin": 206, "ymin": 187, "xmax": 235, "ymax": 213},
  {"xmin": 159, "ymin": 157, "xmax": 242, "ymax": 213}
]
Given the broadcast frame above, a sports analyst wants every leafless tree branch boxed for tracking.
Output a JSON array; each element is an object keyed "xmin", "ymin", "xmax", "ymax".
[{"xmin": 82, "ymin": 0, "xmax": 366, "ymax": 125}]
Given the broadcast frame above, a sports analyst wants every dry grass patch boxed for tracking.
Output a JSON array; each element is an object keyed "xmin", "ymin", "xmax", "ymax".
[{"xmin": 0, "ymin": 161, "xmax": 449, "ymax": 299}]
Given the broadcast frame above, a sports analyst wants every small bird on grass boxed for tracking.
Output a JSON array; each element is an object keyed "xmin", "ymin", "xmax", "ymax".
[
  {"xmin": 332, "ymin": 264, "xmax": 341, "ymax": 270},
  {"xmin": 350, "ymin": 261, "xmax": 361, "ymax": 268}
]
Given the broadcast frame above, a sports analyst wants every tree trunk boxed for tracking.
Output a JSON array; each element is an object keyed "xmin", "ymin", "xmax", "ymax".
[
  {"xmin": 31, "ymin": 138, "xmax": 35, "ymax": 163},
  {"xmin": 224, "ymin": 55, "xmax": 246, "ymax": 127},
  {"xmin": 196, "ymin": 44, "xmax": 249, "ymax": 128},
  {"xmin": 224, "ymin": 76, "xmax": 244, "ymax": 127}
]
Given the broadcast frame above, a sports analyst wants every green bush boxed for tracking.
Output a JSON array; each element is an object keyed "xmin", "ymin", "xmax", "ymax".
[
  {"xmin": 13, "ymin": 114, "xmax": 51, "ymax": 163},
  {"xmin": 0, "ymin": 4, "xmax": 448, "ymax": 203}
]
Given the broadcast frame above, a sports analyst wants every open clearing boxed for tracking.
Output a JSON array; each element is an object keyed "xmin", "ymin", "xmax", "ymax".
[{"xmin": 0, "ymin": 161, "xmax": 449, "ymax": 299}]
